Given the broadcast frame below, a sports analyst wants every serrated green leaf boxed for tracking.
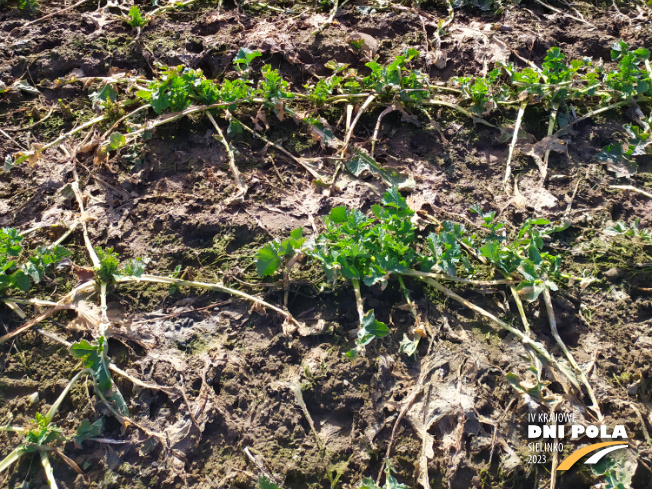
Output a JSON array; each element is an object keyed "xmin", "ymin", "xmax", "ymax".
[
  {"xmin": 74, "ymin": 418, "xmax": 104, "ymax": 446},
  {"xmin": 329, "ymin": 207, "xmax": 348, "ymax": 223},
  {"xmin": 381, "ymin": 187, "xmax": 406, "ymax": 209},
  {"xmin": 256, "ymin": 244, "xmax": 282, "ymax": 277}
]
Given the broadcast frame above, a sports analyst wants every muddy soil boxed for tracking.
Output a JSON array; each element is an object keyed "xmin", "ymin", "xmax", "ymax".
[{"xmin": 0, "ymin": 0, "xmax": 651, "ymax": 488}]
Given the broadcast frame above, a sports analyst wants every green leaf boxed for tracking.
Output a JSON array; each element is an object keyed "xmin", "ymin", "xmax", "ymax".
[
  {"xmin": 11, "ymin": 270, "xmax": 31, "ymax": 292},
  {"xmin": 119, "ymin": 257, "xmax": 149, "ymax": 277},
  {"xmin": 256, "ymin": 244, "xmax": 281, "ymax": 277},
  {"xmin": 386, "ymin": 473, "xmax": 409, "ymax": 489},
  {"xmin": 381, "ymin": 187, "xmax": 406, "ymax": 209},
  {"xmin": 136, "ymin": 89, "xmax": 152, "ymax": 100},
  {"xmin": 227, "ymin": 120, "xmax": 243, "ymax": 137},
  {"xmin": 89, "ymin": 85, "xmax": 118, "ymax": 107},
  {"xmin": 70, "ymin": 339, "xmax": 102, "ymax": 368},
  {"xmin": 126, "ymin": 5, "xmax": 147, "ymax": 27},
  {"xmin": 234, "ymin": 48, "xmax": 262, "ymax": 67},
  {"xmin": 95, "ymin": 247, "xmax": 119, "ymax": 283},
  {"xmin": 479, "ymin": 241, "xmax": 499, "ymax": 262},
  {"xmin": 528, "ymin": 244, "xmax": 542, "ymax": 264},
  {"xmin": 357, "ymin": 310, "xmax": 390, "ymax": 346},
  {"xmin": 516, "ymin": 280, "xmax": 546, "ymax": 302},
  {"xmin": 258, "ymin": 475, "xmax": 282, "ymax": 489},
  {"xmin": 106, "ymin": 132, "xmax": 126, "ymax": 152},
  {"xmin": 359, "ymin": 478, "xmax": 380, "ymax": 489},
  {"xmin": 329, "ymin": 206, "xmax": 348, "ymax": 223},
  {"xmin": 150, "ymin": 92, "xmax": 169, "ymax": 114},
  {"xmin": 346, "ymin": 152, "xmax": 415, "ymax": 190},
  {"xmin": 74, "ymin": 418, "xmax": 104, "ymax": 447},
  {"xmin": 70, "ymin": 338, "xmax": 113, "ymax": 394}
]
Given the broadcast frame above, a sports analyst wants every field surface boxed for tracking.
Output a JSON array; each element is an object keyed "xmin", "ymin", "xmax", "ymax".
[{"xmin": 0, "ymin": 0, "xmax": 651, "ymax": 488}]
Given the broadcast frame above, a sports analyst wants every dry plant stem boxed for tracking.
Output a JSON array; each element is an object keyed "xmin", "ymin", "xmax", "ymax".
[
  {"xmin": 100, "ymin": 104, "xmax": 150, "ymax": 140},
  {"xmin": 345, "ymin": 104, "xmax": 353, "ymax": 133},
  {"xmin": 542, "ymin": 287, "xmax": 602, "ymax": 420},
  {"xmin": 397, "ymin": 275, "xmax": 417, "ymax": 319},
  {"xmin": 46, "ymin": 369, "xmax": 90, "ymax": 423},
  {"xmin": 0, "ymin": 447, "xmax": 25, "ymax": 473},
  {"xmin": 310, "ymin": 0, "xmax": 351, "ymax": 35},
  {"xmin": 21, "ymin": 0, "xmax": 90, "ymax": 28},
  {"xmin": 5, "ymin": 108, "xmax": 54, "ymax": 133},
  {"xmin": 2, "ymin": 301, "xmax": 26, "ymax": 319},
  {"xmin": 99, "ymin": 281, "xmax": 109, "ymax": 334},
  {"xmin": 328, "ymin": 94, "xmax": 377, "ymax": 189},
  {"xmin": 371, "ymin": 105, "xmax": 395, "ymax": 157},
  {"xmin": 0, "ymin": 281, "xmax": 94, "ymax": 345},
  {"xmin": 550, "ymin": 404, "xmax": 560, "ymax": 489},
  {"xmin": 610, "ymin": 185, "xmax": 652, "ymax": 199},
  {"xmin": 116, "ymin": 274, "xmax": 302, "ymax": 327},
  {"xmin": 533, "ymin": 0, "xmax": 593, "ymax": 24},
  {"xmin": 51, "ymin": 449, "xmax": 83, "ymax": 476},
  {"xmin": 543, "ymin": 101, "xmax": 560, "ymax": 170},
  {"xmin": 233, "ymin": 117, "xmax": 324, "ymax": 179},
  {"xmin": 1, "ymin": 297, "xmax": 60, "ymax": 308},
  {"xmin": 504, "ymin": 101, "xmax": 527, "ymax": 188},
  {"xmin": 288, "ymin": 382, "xmax": 324, "ymax": 452},
  {"xmin": 422, "ymin": 99, "xmax": 503, "ymax": 132},
  {"xmin": 402, "ymin": 269, "xmax": 516, "ymax": 286},
  {"xmin": 40, "ymin": 451, "xmax": 58, "ymax": 489},
  {"xmin": 90, "ymin": 376, "xmax": 170, "ymax": 449},
  {"xmin": 39, "ymin": 115, "xmax": 109, "ymax": 155},
  {"xmin": 34, "ymin": 327, "xmax": 175, "ymax": 394},
  {"xmin": 351, "ymin": 279, "xmax": 365, "ymax": 325},
  {"xmin": 419, "ymin": 277, "xmax": 581, "ymax": 390},
  {"xmin": 552, "ymin": 96, "xmax": 650, "ymax": 138},
  {"xmin": 206, "ymin": 112, "xmax": 248, "ymax": 196},
  {"xmin": 509, "ymin": 285, "xmax": 531, "ymax": 334},
  {"xmin": 108, "ymin": 363, "xmax": 176, "ymax": 393},
  {"xmin": 71, "ymin": 181, "xmax": 100, "ymax": 268},
  {"xmin": 0, "ymin": 127, "xmax": 28, "ymax": 150},
  {"xmin": 50, "ymin": 222, "xmax": 79, "ymax": 249},
  {"xmin": 149, "ymin": 0, "xmax": 198, "ymax": 16},
  {"xmin": 377, "ymin": 357, "xmax": 437, "ymax": 485},
  {"xmin": 122, "ymin": 100, "xmax": 246, "ymax": 143},
  {"xmin": 341, "ymin": 94, "xmax": 377, "ymax": 154},
  {"xmin": 432, "ymin": 0, "xmax": 454, "ymax": 52},
  {"xmin": 629, "ymin": 403, "xmax": 652, "ymax": 445}
]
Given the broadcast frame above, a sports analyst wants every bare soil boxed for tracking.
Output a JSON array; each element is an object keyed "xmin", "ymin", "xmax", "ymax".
[{"xmin": 0, "ymin": 0, "xmax": 651, "ymax": 488}]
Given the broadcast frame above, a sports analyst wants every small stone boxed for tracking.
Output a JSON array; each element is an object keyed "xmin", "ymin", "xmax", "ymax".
[{"xmin": 603, "ymin": 267, "xmax": 620, "ymax": 280}]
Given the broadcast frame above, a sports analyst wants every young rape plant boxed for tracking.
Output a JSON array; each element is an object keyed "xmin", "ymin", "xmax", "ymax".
[
  {"xmin": 0, "ymin": 228, "xmax": 69, "ymax": 295},
  {"xmin": 256, "ymin": 188, "xmax": 574, "ymax": 360}
]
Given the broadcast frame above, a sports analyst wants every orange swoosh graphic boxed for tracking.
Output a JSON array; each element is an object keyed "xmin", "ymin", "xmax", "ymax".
[{"xmin": 557, "ymin": 441, "xmax": 626, "ymax": 471}]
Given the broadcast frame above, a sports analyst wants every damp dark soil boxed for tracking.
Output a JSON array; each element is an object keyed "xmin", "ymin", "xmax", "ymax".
[{"xmin": 0, "ymin": 1, "xmax": 651, "ymax": 488}]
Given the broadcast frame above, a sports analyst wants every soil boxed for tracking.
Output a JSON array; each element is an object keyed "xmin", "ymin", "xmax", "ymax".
[{"xmin": 0, "ymin": 0, "xmax": 651, "ymax": 488}]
